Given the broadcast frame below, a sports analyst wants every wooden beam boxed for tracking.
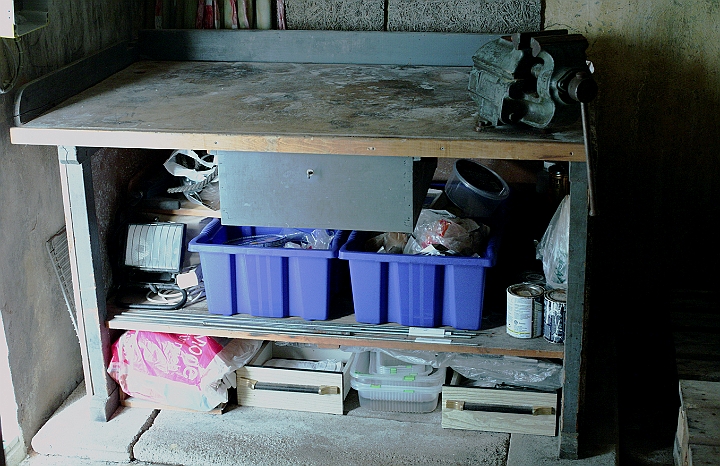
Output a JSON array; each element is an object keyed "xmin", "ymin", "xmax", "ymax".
[{"xmin": 57, "ymin": 146, "xmax": 119, "ymax": 422}]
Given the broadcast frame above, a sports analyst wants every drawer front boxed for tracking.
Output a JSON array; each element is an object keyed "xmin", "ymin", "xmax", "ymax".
[
  {"xmin": 236, "ymin": 342, "xmax": 353, "ymax": 415},
  {"xmin": 441, "ymin": 386, "xmax": 558, "ymax": 436},
  {"xmin": 216, "ymin": 151, "xmax": 431, "ymax": 232},
  {"xmin": 237, "ymin": 365, "xmax": 349, "ymax": 415}
]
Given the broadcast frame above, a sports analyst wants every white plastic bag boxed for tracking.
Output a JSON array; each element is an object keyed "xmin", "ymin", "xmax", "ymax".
[
  {"xmin": 536, "ymin": 195, "xmax": 570, "ymax": 290},
  {"xmin": 164, "ymin": 149, "xmax": 219, "ymax": 209}
]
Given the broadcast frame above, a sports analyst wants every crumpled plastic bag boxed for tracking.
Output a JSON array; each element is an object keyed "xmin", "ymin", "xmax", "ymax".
[
  {"xmin": 447, "ymin": 353, "xmax": 562, "ymax": 391},
  {"xmin": 108, "ymin": 331, "xmax": 261, "ymax": 411},
  {"xmin": 404, "ymin": 209, "xmax": 490, "ymax": 256},
  {"xmin": 340, "ymin": 347, "xmax": 562, "ymax": 391},
  {"xmin": 536, "ymin": 195, "xmax": 570, "ymax": 290}
]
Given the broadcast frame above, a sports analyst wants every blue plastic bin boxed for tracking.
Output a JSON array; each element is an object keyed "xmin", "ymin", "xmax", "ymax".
[
  {"xmin": 338, "ymin": 231, "xmax": 498, "ymax": 330},
  {"xmin": 188, "ymin": 219, "xmax": 347, "ymax": 319}
]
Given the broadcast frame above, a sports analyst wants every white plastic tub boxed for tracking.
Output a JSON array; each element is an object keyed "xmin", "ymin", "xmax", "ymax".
[
  {"xmin": 371, "ymin": 351, "xmax": 432, "ymax": 376},
  {"xmin": 350, "ymin": 351, "xmax": 446, "ymax": 413}
]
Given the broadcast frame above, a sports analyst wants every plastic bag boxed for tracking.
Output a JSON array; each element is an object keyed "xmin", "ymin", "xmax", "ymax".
[
  {"xmin": 404, "ymin": 209, "xmax": 490, "ymax": 257},
  {"xmin": 536, "ymin": 195, "xmax": 570, "ymax": 290},
  {"xmin": 448, "ymin": 354, "xmax": 562, "ymax": 391},
  {"xmin": 340, "ymin": 347, "xmax": 562, "ymax": 391},
  {"xmin": 108, "ymin": 331, "xmax": 261, "ymax": 411},
  {"xmin": 164, "ymin": 149, "xmax": 219, "ymax": 210},
  {"xmin": 364, "ymin": 232, "xmax": 409, "ymax": 254}
]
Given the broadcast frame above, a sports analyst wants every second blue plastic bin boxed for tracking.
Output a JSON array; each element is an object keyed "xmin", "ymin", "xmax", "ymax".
[
  {"xmin": 338, "ymin": 231, "xmax": 499, "ymax": 330},
  {"xmin": 188, "ymin": 219, "xmax": 347, "ymax": 319}
]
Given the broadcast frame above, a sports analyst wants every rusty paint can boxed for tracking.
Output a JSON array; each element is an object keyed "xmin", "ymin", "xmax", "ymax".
[
  {"xmin": 543, "ymin": 289, "xmax": 567, "ymax": 344},
  {"xmin": 506, "ymin": 283, "xmax": 544, "ymax": 339}
]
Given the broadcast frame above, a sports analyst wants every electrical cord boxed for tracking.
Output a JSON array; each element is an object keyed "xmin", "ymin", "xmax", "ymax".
[
  {"xmin": 144, "ymin": 285, "xmax": 206, "ymax": 307},
  {"xmin": 0, "ymin": 37, "xmax": 22, "ymax": 94}
]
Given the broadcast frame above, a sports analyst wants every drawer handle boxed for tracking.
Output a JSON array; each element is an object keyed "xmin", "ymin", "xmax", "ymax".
[
  {"xmin": 306, "ymin": 169, "xmax": 314, "ymax": 178},
  {"xmin": 445, "ymin": 400, "xmax": 555, "ymax": 416},
  {"xmin": 238, "ymin": 377, "xmax": 340, "ymax": 395}
]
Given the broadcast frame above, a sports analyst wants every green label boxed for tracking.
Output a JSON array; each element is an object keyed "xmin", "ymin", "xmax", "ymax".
[{"xmin": 403, "ymin": 375, "xmax": 416, "ymax": 381}]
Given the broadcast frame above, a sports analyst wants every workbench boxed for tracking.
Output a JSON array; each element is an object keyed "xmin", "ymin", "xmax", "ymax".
[{"xmin": 10, "ymin": 30, "xmax": 590, "ymax": 459}]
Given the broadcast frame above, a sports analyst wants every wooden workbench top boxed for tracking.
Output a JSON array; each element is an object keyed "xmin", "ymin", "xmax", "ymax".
[{"xmin": 11, "ymin": 60, "xmax": 584, "ymax": 160}]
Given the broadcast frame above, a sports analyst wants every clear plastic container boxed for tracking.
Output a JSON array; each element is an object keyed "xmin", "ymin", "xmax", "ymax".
[
  {"xmin": 350, "ymin": 351, "xmax": 446, "ymax": 413},
  {"xmin": 371, "ymin": 351, "xmax": 432, "ymax": 376},
  {"xmin": 351, "ymin": 380, "xmax": 443, "ymax": 413}
]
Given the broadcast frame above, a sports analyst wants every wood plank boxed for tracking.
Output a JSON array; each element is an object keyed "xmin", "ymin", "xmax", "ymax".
[
  {"xmin": 11, "ymin": 61, "xmax": 584, "ymax": 160},
  {"xmin": 105, "ymin": 307, "xmax": 565, "ymax": 359},
  {"xmin": 441, "ymin": 386, "xmax": 558, "ymax": 436},
  {"xmin": 674, "ymin": 332, "xmax": 720, "ymax": 360},
  {"xmin": 139, "ymin": 29, "xmax": 497, "ymax": 67},
  {"xmin": 58, "ymin": 146, "xmax": 119, "ymax": 422},
  {"xmin": 676, "ymin": 359, "xmax": 720, "ymax": 382},
  {"xmin": 680, "ymin": 380, "xmax": 720, "ymax": 410},
  {"xmin": 688, "ymin": 444, "xmax": 720, "ymax": 466},
  {"xmin": 558, "ymin": 161, "xmax": 589, "ymax": 458},
  {"xmin": 685, "ymin": 406, "xmax": 720, "ymax": 446},
  {"xmin": 236, "ymin": 387, "xmax": 346, "ymax": 415},
  {"xmin": 120, "ymin": 394, "xmax": 226, "ymax": 414}
]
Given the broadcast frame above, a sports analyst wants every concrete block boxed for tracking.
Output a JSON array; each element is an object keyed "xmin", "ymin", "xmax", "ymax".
[
  {"xmin": 387, "ymin": 0, "xmax": 541, "ymax": 33},
  {"xmin": 134, "ymin": 406, "xmax": 510, "ymax": 465},
  {"xmin": 507, "ymin": 434, "xmax": 617, "ymax": 466},
  {"xmin": 30, "ymin": 384, "xmax": 156, "ymax": 463},
  {"xmin": 285, "ymin": 0, "xmax": 385, "ymax": 30}
]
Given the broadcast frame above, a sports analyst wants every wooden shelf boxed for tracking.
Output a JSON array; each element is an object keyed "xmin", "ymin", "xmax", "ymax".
[
  {"xmin": 106, "ymin": 304, "xmax": 564, "ymax": 359},
  {"xmin": 11, "ymin": 60, "xmax": 584, "ymax": 161}
]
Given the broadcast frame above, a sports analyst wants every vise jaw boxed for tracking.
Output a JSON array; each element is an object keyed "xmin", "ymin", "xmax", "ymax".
[{"xmin": 469, "ymin": 30, "xmax": 597, "ymax": 129}]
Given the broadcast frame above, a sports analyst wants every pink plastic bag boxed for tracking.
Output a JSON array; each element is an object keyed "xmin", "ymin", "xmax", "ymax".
[{"xmin": 108, "ymin": 330, "xmax": 260, "ymax": 411}]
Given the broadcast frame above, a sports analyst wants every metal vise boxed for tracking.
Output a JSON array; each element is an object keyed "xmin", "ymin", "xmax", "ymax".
[{"xmin": 468, "ymin": 30, "xmax": 597, "ymax": 129}]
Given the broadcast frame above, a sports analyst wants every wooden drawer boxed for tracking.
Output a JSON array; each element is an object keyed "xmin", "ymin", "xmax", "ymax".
[
  {"xmin": 236, "ymin": 341, "xmax": 354, "ymax": 415},
  {"xmin": 215, "ymin": 151, "xmax": 436, "ymax": 233},
  {"xmin": 441, "ymin": 386, "xmax": 559, "ymax": 436}
]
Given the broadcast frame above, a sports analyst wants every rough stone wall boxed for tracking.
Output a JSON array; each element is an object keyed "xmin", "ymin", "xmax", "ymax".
[
  {"xmin": 387, "ymin": 0, "xmax": 541, "ymax": 33},
  {"xmin": 0, "ymin": 0, "xmax": 137, "ymax": 450},
  {"xmin": 284, "ymin": 0, "xmax": 541, "ymax": 33},
  {"xmin": 285, "ymin": 0, "xmax": 385, "ymax": 30}
]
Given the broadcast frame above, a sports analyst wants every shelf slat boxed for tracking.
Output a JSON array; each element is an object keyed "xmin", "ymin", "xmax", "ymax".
[{"xmin": 106, "ymin": 307, "xmax": 564, "ymax": 359}]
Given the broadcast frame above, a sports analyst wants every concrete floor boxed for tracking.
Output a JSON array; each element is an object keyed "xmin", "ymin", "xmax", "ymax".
[{"xmin": 16, "ymin": 383, "xmax": 617, "ymax": 466}]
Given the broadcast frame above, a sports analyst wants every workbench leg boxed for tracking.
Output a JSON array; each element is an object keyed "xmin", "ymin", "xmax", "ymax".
[
  {"xmin": 558, "ymin": 161, "xmax": 589, "ymax": 459},
  {"xmin": 58, "ymin": 146, "xmax": 119, "ymax": 422}
]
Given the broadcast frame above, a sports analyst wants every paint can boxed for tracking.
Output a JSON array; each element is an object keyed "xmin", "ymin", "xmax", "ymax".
[
  {"xmin": 543, "ymin": 288, "xmax": 567, "ymax": 344},
  {"xmin": 519, "ymin": 271, "xmax": 546, "ymax": 286},
  {"xmin": 506, "ymin": 283, "xmax": 544, "ymax": 338}
]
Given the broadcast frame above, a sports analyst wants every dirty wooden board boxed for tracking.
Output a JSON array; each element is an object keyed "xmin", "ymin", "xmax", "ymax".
[
  {"xmin": 11, "ymin": 60, "xmax": 584, "ymax": 160},
  {"xmin": 105, "ymin": 306, "xmax": 564, "ymax": 359}
]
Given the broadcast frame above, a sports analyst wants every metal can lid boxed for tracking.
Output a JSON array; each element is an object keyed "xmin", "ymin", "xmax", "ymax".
[
  {"xmin": 519, "ymin": 271, "xmax": 545, "ymax": 284},
  {"xmin": 545, "ymin": 288, "xmax": 567, "ymax": 303},
  {"xmin": 508, "ymin": 283, "xmax": 544, "ymax": 298}
]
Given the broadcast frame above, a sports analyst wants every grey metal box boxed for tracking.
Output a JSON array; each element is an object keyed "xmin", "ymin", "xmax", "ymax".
[{"xmin": 216, "ymin": 151, "xmax": 436, "ymax": 232}]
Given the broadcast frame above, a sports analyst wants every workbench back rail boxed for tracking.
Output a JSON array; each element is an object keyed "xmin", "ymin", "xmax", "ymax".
[
  {"xmin": 14, "ymin": 42, "xmax": 136, "ymax": 125},
  {"xmin": 139, "ymin": 30, "xmax": 498, "ymax": 67}
]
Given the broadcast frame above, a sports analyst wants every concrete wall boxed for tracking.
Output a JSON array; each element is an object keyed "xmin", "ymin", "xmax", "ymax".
[
  {"xmin": 0, "ymin": 0, "xmax": 136, "ymax": 449},
  {"xmin": 545, "ymin": 0, "xmax": 720, "ymax": 293},
  {"xmin": 544, "ymin": 0, "xmax": 720, "ymax": 449}
]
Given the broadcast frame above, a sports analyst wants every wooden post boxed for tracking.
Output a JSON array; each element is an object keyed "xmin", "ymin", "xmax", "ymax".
[
  {"xmin": 558, "ymin": 161, "xmax": 589, "ymax": 459},
  {"xmin": 57, "ymin": 146, "xmax": 119, "ymax": 422}
]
